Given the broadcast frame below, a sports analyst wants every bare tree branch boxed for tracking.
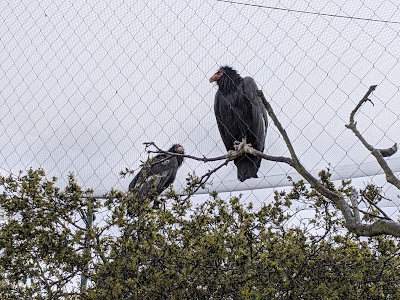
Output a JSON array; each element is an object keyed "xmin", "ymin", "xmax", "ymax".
[
  {"xmin": 145, "ymin": 141, "xmax": 228, "ymax": 162},
  {"xmin": 348, "ymin": 85, "xmax": 377, "ymax": 127},
  {"xmin": 181, "ymin": 159, "xmax": 231, "ymax": 201},
  {"xmin": 256, "ymin": 89, "xmax": 400, "ymax": 237},
  {"xmin": 240, "ymin": 143, "xmax": 294, "ymax": 167},
  {"xmin": 358, "ymin": 209, "xmax": 391, "ymax": 220},
  {"xmin": 361, "ymin": 190, "xmax": 391, "ymax": 220},
  {"xmin": 350, "ymin": 188, "xmax": 361, "ymax": 224},
  {"xmin": 378, "ymin": 143, "xmax": 398, "ymax": 157},
  {"xmin": 145, "ymin": 141, "xmax": 291, "ymax": 165},
  {"xmin": 345, "ymin": 85, "xmax": 400, "ymax": 189},
  {"xmin": 256, "ymin": 90, "xmax": 343, "ymax": 202}
]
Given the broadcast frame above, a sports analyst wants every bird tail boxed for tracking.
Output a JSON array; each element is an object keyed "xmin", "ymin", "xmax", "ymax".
[{"xmin": 234, "ymin": 154, "xmax": 261, "ymax": 182}]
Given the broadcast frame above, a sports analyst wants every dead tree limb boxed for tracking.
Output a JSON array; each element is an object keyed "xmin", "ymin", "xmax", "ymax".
[
  {"xmin": 345, "ymin": 85, "xmax": 400, "ymax": 189},
  {"xmin": 256, "ymin": 88, "xmax": 400, "ymax": 237},
  {"xmin": 144, "ymin": 141, "xmax": 292, "ymax": 165}
]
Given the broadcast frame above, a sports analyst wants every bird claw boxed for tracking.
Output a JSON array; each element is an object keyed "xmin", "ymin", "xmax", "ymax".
[
  {"xmin": 233, "ymin": 141, "xmax": 242, "ymax": 152},
  {"xmin": 232, "ymin": 139, "xmax": 254, "ymax": 156},
  {"xmin": 233, "ymin": 139, "xmax": 250, "ymax": 152},
  {"xmin": 227, "ymin": 150, "xmax": 237, "ymax": 159}
]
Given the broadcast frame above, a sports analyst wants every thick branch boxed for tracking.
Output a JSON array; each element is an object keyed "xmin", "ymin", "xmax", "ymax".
[
  {"xmin": 347, "ymin": 189, "xmax": 400, "ymax": 236},
  {"xmin": 346, "ymin": 218, "xmax": 400, "ymax": 237},
  {"xmin": 350, "ymin": 188, "xmax": 360, "ymax": 224},
  {"xmin": 378, "ymin": 143, "xmax": 398, "ymax": 157},
  {"xmin": 256, "ymin": 90, "xmax": 343, "ymax": 203},
  {"xmin": 256, "ymin": 89, "xmax": 400, "ymax": 237}
]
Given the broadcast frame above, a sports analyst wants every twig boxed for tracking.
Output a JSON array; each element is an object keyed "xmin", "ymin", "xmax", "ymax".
[
  {"xmin": 242, "ymin": 143, "xmax": 295, "ymax": 166},
  {"xmin": 348, "ymin": 85, "xmax": 377, "ymax": 126},
  {"xmin": 358, "ymin": 209, "xmax": 391, "ymax": 220},
  {"xmin": 361, "ymin": 190, "xmax": 391, "ymax": 220},
  {"xmin": 145, "ymin": 142, "xmax": 227, "ymax": 162},
  {"xmin": 180, "ymin": 159, "xmax": 230, "ymax": 201},
  {"xmin": 148, "ymin": 150, "xmax": 228, "ymax": 162}
]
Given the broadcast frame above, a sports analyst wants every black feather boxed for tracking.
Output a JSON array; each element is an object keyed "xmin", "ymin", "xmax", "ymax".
[
  {"xmin": 212, "ymin": 66, "xmax": 268, "ymax": 181},
  {"xmin": 129, "ymin": 144, "xmax": 184, "ymax": 209}
]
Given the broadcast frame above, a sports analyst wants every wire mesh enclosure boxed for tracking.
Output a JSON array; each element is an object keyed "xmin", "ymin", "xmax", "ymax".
[
  {"xmin": 2, "ymin": 0, "xmax": 400, "ymax": 296},
  {"xmin": 1, "ymin": 0, "xmax": 400, "ymax": 211}
]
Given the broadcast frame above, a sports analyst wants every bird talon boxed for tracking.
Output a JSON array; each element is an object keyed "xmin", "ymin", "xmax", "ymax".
[
  {"xmin": 233, "ymin": 140, "xmax": 247, "ymax": 152},
  {"xmin": 227, "ymin": 150, "xmax": 237, "ymax": 159}
]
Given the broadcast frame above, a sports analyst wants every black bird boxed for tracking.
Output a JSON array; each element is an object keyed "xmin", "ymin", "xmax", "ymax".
[
  {"xmin": 210, "ymin": 66, "xmax": 268, "ymax": 182},
  {"xmin": 129, "ymin": 144, "xmax": 184, "ymax": 209}
]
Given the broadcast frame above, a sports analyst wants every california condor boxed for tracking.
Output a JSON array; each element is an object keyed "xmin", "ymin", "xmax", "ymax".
[
  {"xmin": 210, "ymin": 66, "xmax": 267, "ymax": 181},
  {"xmin": 129, "ymin": 144, "xmax": 184, "ymax": 209}
]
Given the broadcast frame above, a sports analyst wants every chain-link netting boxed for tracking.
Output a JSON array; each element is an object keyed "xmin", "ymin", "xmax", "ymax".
[
  {"xmin": 1, "ymin": 0, "xmax": 400, "ymax": 214},
  {"xmin": 2, "ymin": 0, "xmax": 400, "ymax": 295}
]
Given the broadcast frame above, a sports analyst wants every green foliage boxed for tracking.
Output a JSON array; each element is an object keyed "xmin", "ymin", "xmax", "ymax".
[
  {"xmin": 0, "ymin": 169, "xmax": 89, "ymax": 298},
  {"xmin": 1, "ymin": 169, "xmax": 400, "ymax": 299}
]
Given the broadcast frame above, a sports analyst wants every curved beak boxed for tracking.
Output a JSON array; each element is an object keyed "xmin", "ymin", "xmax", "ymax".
[{"xmin": 209, "ymin": 73, "xmax": 221, "ymax": 83}]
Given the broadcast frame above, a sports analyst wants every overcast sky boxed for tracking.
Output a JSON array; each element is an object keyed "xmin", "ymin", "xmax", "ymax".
[{"xmin": 1, "ymin": 0, "xmax": 400, "ymax": 205}]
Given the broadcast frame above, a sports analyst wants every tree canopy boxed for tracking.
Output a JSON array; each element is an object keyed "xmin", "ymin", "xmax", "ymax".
[{"xmin": 1, "ymin": 169, "xmax": 399, "ymax": 299}]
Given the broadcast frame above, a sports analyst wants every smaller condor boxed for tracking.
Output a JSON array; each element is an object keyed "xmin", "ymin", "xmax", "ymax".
[
  {"xmin": 129, "ymin": 144, "xmax": 184, "ymax": 209},
  {"xmin": 210, "ymin": 66, "xmax": 268, "ymax": 182}
]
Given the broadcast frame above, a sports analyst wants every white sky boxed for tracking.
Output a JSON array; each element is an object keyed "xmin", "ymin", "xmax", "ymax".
[{"xmin": 0, "ymin": 0, "xmax": 400, "ymax": 206}]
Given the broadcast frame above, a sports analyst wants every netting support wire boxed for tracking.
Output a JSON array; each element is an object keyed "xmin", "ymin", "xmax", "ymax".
[{"xmin": 80, "ymin": 198, "xmax": 95, "ymax": 294}]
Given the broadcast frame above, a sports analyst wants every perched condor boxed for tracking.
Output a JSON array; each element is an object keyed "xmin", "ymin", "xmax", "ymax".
[
  {"xmin": 210, "ymin": 66, "xmax": 268, "ymax": 182},
  {"xmin": 129, "ymin": 144, "xmax": 184, "ymax": 209}
]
